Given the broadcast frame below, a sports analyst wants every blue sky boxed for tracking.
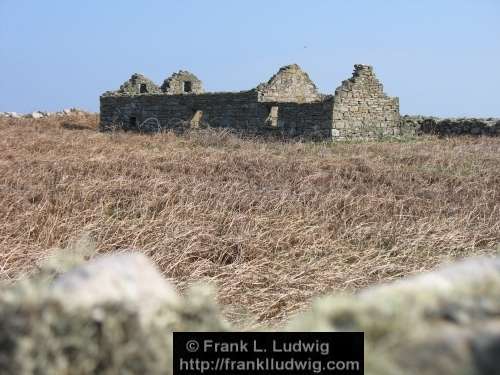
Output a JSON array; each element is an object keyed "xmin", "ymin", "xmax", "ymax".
[{"xmin": 1, "ymin": 0, "xmax": 499, "ymax": 116}]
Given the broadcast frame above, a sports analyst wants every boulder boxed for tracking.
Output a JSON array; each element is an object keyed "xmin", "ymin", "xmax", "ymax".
[
  {"xmin": 27, "ymin": 111, "xmax": 44, "ymax": 119},
  {"xmin": 289, "ymin": 256, "xmax": 500, "ymax": 374},
  {"xmin": 50, "ymin": 252, "xmax": 181, "ymax": 324},
  {"xmin": 0, "ymin": 251, "xmax": 228, "ymax": 374}
]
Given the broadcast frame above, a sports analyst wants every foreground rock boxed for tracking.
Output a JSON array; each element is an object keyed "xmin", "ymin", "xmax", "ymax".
[
  {"xmin": 291, "ymin": 256, "xmax": 500, "ymax": 374},
  {"xmin": 1, "ymin": 252, "xmax": 500, "ymax": 374},
  {"xmin": 0, "ymin": 252, "xmax": 228, "ymax": 374},
  {"xmin": 50, "ymin": 253, "xmax": 181, "ymax": 324}
]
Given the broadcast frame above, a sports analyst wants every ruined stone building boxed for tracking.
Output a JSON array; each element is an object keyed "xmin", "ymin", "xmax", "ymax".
[{"xmin": 100, "ymin": 64, "xmax": 400, "ymax": 140}]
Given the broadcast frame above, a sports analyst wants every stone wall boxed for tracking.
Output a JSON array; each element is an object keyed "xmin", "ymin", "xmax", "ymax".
[
  {"xmin": 273, "ymin": 98, "xmax": 334, "ymax": 139},
  {"xmin": 401, "ymin": 116, "xmax": 500, "ymax": 136},
  {"xmin": 100, "ymin": 90, "xmax": 334, "ymax": 140},
  {"xmin": 332, "ymin": 65, "xmax": 400, "ymax": 140},
  {"xmin": 101, "ymin": 90, "xmax": 268, "ymax": 133}
]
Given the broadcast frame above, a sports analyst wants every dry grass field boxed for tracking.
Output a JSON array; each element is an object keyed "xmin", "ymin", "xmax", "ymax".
[{"xmin": 1, "ymin": 113, "xmax": 499, "ymax": 326}]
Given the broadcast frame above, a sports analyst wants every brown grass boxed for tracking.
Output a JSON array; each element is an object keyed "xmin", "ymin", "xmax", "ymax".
[{"xmin": 1, "ymin": 114, "xmax": 499, "ymax": 326}]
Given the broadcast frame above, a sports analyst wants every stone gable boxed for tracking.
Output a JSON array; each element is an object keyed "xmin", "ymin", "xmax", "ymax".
[
  {"xmin": 332, "ymin": 65, "xmax": 400, "ymax": 139},
  {"xmin": 161, "ymin": 71, "xmax": 204, "ymax": 95},
  {"xmin": 256, "ymin": 64, "xmax": 322, "ymax": 103},
  {"xmin": 113, "ymin": 73, "xmax": 161, "ymax": 95}
]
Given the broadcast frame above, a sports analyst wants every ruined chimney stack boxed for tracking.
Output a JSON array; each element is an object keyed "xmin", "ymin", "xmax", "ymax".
[{"xmin": 353, "ymin": 64, "xmax": 375, "ymax": 78}]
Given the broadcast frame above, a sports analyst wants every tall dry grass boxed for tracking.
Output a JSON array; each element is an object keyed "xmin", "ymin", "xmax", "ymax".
[{"xmin": 1, "ymin": 114, "xmax": 499, "ymax": 326}]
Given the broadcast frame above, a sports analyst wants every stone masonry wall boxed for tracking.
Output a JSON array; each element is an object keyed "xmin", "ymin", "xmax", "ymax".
[
  {"xmin": 332, "ymin": 65, "xmax": 400, "ymax": 140},
  {"xmin": 274, "ymin": 98, "xmax": 334, "ymax": 139},
  {"xmin": 100, "ymin": 91, "xmax": 334, "ymax": 140},
  {"xmin": 101, "ymin": 91, "xmax": 269, "ymax": 133}
]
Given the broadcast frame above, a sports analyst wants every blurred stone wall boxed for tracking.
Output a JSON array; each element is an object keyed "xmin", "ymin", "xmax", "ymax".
[{"xmin": 3, "ymin": 249, "xmax": 500, "ymax": 375}]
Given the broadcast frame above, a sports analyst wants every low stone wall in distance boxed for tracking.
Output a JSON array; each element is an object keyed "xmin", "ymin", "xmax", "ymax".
[{"xmin": 401, "ymin": 116, "xmax": 500, "ymax": 137}]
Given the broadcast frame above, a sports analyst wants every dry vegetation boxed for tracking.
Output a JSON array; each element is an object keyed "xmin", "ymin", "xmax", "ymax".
[{"xmin": 1, "ymin": 114, "xmax": 499, "ymax": 326}]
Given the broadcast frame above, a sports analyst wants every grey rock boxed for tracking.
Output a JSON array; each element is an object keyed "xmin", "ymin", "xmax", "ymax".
[
  {"xmin": 1, "ymin": 112, "xmax": 21, "ymax": 118},
  {"xmin": 290, "ymin": 256, "xmax": 500, "ymax": 375},
  {"xmin": 28, "ymin": 111, "xmax": 44, "ymax": 119},
  {"xmin": 50, "ymin": 252, "xmax": 181, "ymax": 324}
]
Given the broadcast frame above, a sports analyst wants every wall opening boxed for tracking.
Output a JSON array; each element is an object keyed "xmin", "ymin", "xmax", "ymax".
[
  {"xmin": 183, "ymin": 81, "xmax": 192, "ymax": 93},
  {"xmin": 128, "ymin": 116, "xmax": 137, "ymax": 130},
  {"xmin": 266, "ymin": 106, "xmax": 279, "ymax": 128},
  {"xmin": 139, "ymin": 84, "xmax": 148, "ymax": 93},
  {"xmin": 190, "ymin": 110, "xmax": 204, "ymax": 128}
]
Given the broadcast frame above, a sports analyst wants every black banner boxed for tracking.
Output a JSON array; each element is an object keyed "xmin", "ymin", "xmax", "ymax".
[{"xmin": 174, "ymin": 332, "xmax": 364, "ymax": 375}]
